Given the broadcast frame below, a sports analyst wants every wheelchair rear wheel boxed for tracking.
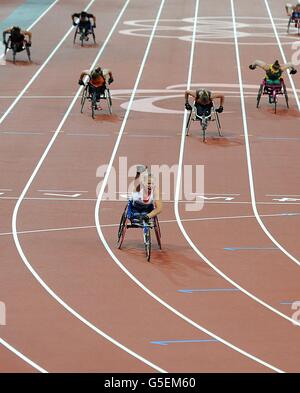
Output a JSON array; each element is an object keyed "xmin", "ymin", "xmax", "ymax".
[
  {"xmin": 117, "ymin": 207, "xmax": 128, "ymax": 249},
  {"xmin": 80, "ymin": 85, "xmax": 88, "ymax": 113},
  {"xmin": 185, "ymin": 110, "xmax": 192, "ymax": 136},
  {"xmin": 256, "ymin": 84, "xmax": 264, "ymax": 108},
  {"xmin": 106, "ymin": 89, "xmax": 112, "ymax": 114},
  {"xmin": 144, "ymin": 227, "xmax": 151, "ymax": 262},
  {"xmin": 154, "ymin": 217, "xmax": 162, "ymax": 250},
  {"xmin": 283, "ymin": 83, "xmax": 289, "ymax": 108}
]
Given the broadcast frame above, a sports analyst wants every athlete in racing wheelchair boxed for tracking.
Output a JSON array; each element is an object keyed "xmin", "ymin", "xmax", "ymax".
[{"xmin": 2, "ymin": 26, "xmax": 32, "ymax": 63}]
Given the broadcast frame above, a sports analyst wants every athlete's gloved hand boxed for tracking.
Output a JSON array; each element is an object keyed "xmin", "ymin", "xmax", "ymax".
[
  {"xmin": 93, "ymin": 24, "xmax": 96, "ymax": 28},
  {"xmin": 73, "ymin": 22, "xmax": 77, "ymax": 27},
  {"xmin": 78, "ymin": 79, "xmax": 85, "ymax": 86},
  {"xmin": 25, "ymin": 42, "xmax": 31, "ymax": 47},
  {"xmin": 143, "ymin": 215, "xmax": 150, "ymax": 224},
  {"xmin": 290, "ymin": 68, "xmax": 297, "ymax": 75},
  {"xmin": 185, "ymin": 102, "xmax": 192, "ymax": 111},
  {"xmin": 249, "ymin": 64, "xmax": 256, "ymax": 70},
  {"xmin": 108, "ymin": 77, "xmax": 114, "ymax": 85},
  {"xmin": 216, "ymin": 106, "xmax": 223, "ymax": 113}
]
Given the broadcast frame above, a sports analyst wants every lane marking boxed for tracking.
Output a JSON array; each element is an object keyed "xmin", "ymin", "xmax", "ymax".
[
  {"xmin": 11, "ymin": 0, "xmax": 166, "ymax": 375},
  {"xmin": 178, "ymin": 288, "xmax": 240, "ymax": 294},
  {"xmin": 264, "ymin": 0, "xmax": 300, "ymax": 111},
  {"xmin": 0, "ymin": 337, "xmax": 47, "ymax": 372},
  {"xmin": 280, "ymin": 302, "xmax": 297, "ymax": 305},
  {"xmin": 1, "ymin": 212, "xmax": 300, "ymax": 238},
  {"xmin": 38, "ymin": 189, "xmax": 88, "ymax": 193},
  {"xmin": 95, "ymin": 0, "xmax": 283, "ymax": 374},
  {"xmin": 151, "ymin": 339, "xmax": 218, "ymax": 346},
  {"xmin": 44, "ymin": 193, "xmax": 81, "ymax": 198}
]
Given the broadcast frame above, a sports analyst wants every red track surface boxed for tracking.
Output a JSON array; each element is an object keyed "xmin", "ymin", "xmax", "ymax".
[{"xmin": 0, "ymin": 0, "xmax": 300, "ymax": 373}]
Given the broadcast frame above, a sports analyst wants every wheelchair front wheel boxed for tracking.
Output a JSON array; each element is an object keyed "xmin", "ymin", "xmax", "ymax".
[
  {"xmin": 144, "ymin": 227, "xmax": 151, "ymax": 262},
  {"xmin": 256, "ymin": 84, "xmax": 263, "ymax": 108}
]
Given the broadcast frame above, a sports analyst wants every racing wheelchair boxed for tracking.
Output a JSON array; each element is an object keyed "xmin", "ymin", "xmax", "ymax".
[
  {"xmin": 4, "ymin": 37, "xmax": 31, "ymax": 64},
  {"xmin": 256, "ymin": 78, "xmax": 289, "ymax": 114},
  {"xmin": 185, "ymin": 103, "xmax": 222, "ymax": 142},
  {"xmin": 80, "ymin": 82, "xmax": 112, "ymax": 118},
  {"xmin": 117, "ymin": 200, "xmax": 162, "ymax": 262},
  {"xmin": 287, "ymin": 12, "xmax": 300, "ymax": 35},
  {"xmin": 73, "ymin": 23, "xmax": 96, "ymax": 46}
]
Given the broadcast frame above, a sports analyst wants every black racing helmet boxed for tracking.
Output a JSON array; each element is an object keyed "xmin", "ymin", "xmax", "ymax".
[
  {"xmin": 272, "ymin": 60, "xmax": 280, "ymax": 70},
  {"xmin": 80, "ymin": 11, "xmax": 88, "ymax": 18},
  {"xmin": 11, "ymin": 26, "xmax": 21, "ymax": 33}
]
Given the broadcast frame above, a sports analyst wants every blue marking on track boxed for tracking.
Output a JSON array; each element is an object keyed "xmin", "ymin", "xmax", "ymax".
[
  {"xmin": 151, "ymin": 339, "xmax": 218, "ymax": 346},
  {"xmin": 280, "ymin": 301, "xmax": 298, "ymax": 305},
  {"xmin": 224, "ymin": 247, "xmax": 278, "ymax": 251},
  {"xmin": 178, "ymin": 288, "xmax": 240, "ymax": 294}
]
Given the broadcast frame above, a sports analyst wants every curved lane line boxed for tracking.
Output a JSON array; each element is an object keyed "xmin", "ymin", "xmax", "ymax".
[
  {"xmin": 11, "ymin": 0, "xmax": 166, "ymax": 374},
  {"xmin": 95, "ymin": 0, "xmax": 283, "ymax": 373},
  {"xmin": 0, "ymin": 337, "xmax": 47, "ymax": 373}
]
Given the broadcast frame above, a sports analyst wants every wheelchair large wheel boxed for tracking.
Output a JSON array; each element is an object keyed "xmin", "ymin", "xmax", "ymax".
[
  {"xmin": 154, "ymin": 216, "xmax": 162, "ymax": 250},
  {"xmin": 80, "ymin": 86, "xmax": 88, "ymax": 113},
  {"xmin": 12, "ymin": 43, "xmax": 17, "ymax": 64},
  {"xmin": 256, "ymin": 84, "xmax": 263, "ymax": 108},
  {"xmin": 144, "ymin": 228, "xmax": 151, "ymax": 262},
  {"xmin": 91, "ymin": 92, "xmax": 97, "ymax": 119},
  {"xmin": 117, "ymin": 207, "xmax": 128, "ymax": 249},
  {"xmin": 73, "ymin": 26, "xmax": 79, "ymax": 44},
  {"xmin": 185, "ymin": 110, "xmax": 192, "ymax": 136},
  {"xmin": 25, "ymin": 46, "xmax": 31, "ymax": 62},
  {"xmin": 283, "ymin": 84, "xmax": 289, "ymax": 109},
  {"xmin": 106, "ymin": 89, "xmax": 112, "ymax": 114},
  {"xmin": 92, "ymin": 29, "xmax": 96, "ymax": 44},
  {"xmin": 287, "ymin": 17, "xmax": 292, "ymax": 33}
]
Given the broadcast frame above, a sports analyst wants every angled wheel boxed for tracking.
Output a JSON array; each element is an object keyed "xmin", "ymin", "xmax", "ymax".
[
  {"xmin": 12, "ymin": 43, "xmax": 17, "ymax": 64},
  {"xmin": 185, "ymin": 110, "xmax": 192, "ymax": 136},
  {"xmin": 256, "ymin": 84, "xmax": 263, "ymax": 108},
  {"xmin": 80, "ymin": 85, "xmax": 88, "ymax": 113},
  {"xmin": 92, "ymin": 30, "xmax": 96, "ymax": 43},
  {"xmin": 106, "ymin": 89, "xmax": 112, "ymax": 114},
  {"xmin": 144, "ymin": 227, "xmax": 151, "ymax": 262},
  {"xmin": 117, "ymin": 207, "xmax": 128, "ymax": 249},
  {"xmin": 26, "ymin": 46, "xmax": 31, "ymax": 62},
  {"xmin": 274, "ymin": 94, "xmax": 277, "ymax": 114},
  {"xmin": 287, "ymin": 17, "xmax": 292, "ymax": 33},
  {"xmin": 91, "ymin": 92, "xmax": 97, "ymax": 119},
  {"xmin": 73, "ymin": 26, "xmax": 79, "ymax": 44},
  {"xmin": 283, "ymin": 83, "xmax": 289, "ymax": 108},
  {"xmin": 154, "ymin": 217, "xmax": 162, "ymax": 250}
]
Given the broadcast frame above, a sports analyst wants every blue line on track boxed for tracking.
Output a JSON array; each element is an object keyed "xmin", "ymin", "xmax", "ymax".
[
  {"xmin": 177, "ymin": 288, "xmax": 240, "ymax": 294},
  {"xmin": 151, "ymin": 339, "xmax": 218, "ymax": 346},
  {"xmin": 224, "ymin": 247, "xmax": 278, "ymax": 251}
]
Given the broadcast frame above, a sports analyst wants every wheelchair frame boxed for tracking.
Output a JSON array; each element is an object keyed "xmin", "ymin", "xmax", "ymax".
[
  {"xmin": 185, "ymin": 103, "xmax": 222, "ymax": 142},
  {"xmin": 80, "ymin": 83, "xmax": 112, "ymax": 118},
  {"xmin": 256, "ymin": 79, "xmax": 289, "ymax": 114},
  {"xmin": 117, "ymin": 201, "xmax": 162, "ymax": 262},
  {"xmin": 287, "ymin": 13, "xmax": 300, "ymax": 35},
  {"xmin": 4, "ymin": 37, "xmax": 31, "ymax": 64},
  {"xmin": 73, "ymin": 24, "xmax": 96, "ymax": 46}
]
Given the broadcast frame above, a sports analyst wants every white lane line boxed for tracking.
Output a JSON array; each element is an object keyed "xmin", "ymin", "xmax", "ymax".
[
  {"xmin": 231, "ymin": 0, "xmax": 300, "ymax": 269},
  {"xmin": 11, "ymin": 0, "xmax": 166, "ymax": 374},
  {"xmin": 0, "ymin": 0, "xmax": 96, "ymax": 126},
  {"xmin": 173, "ymin": 0, "xmax": 300, "ymax": 373},
  {"xmin": 2, "ymin": 212, "xmax": 299, "ymax": 238},
  {"xmin": 38, "ymin": 189, "xmax": 88, "ymax": 193},
  {"xmin": 0, "ymin": 0, "xmax": 59, "ymax": 60},
  {"xmin": 44, "ymin": 193, "xmax": 81, "ymax": 198},
  {"xmin": 264, "ymin": 0, "xmax": 300, "ymax": 111},
  {"xmin": 95, "ymin": 0, "xmax": 282, "ymax": 374},
  {"xmin": 0, "ymin": 337, "xmax": 47, "ymax": 373}
]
